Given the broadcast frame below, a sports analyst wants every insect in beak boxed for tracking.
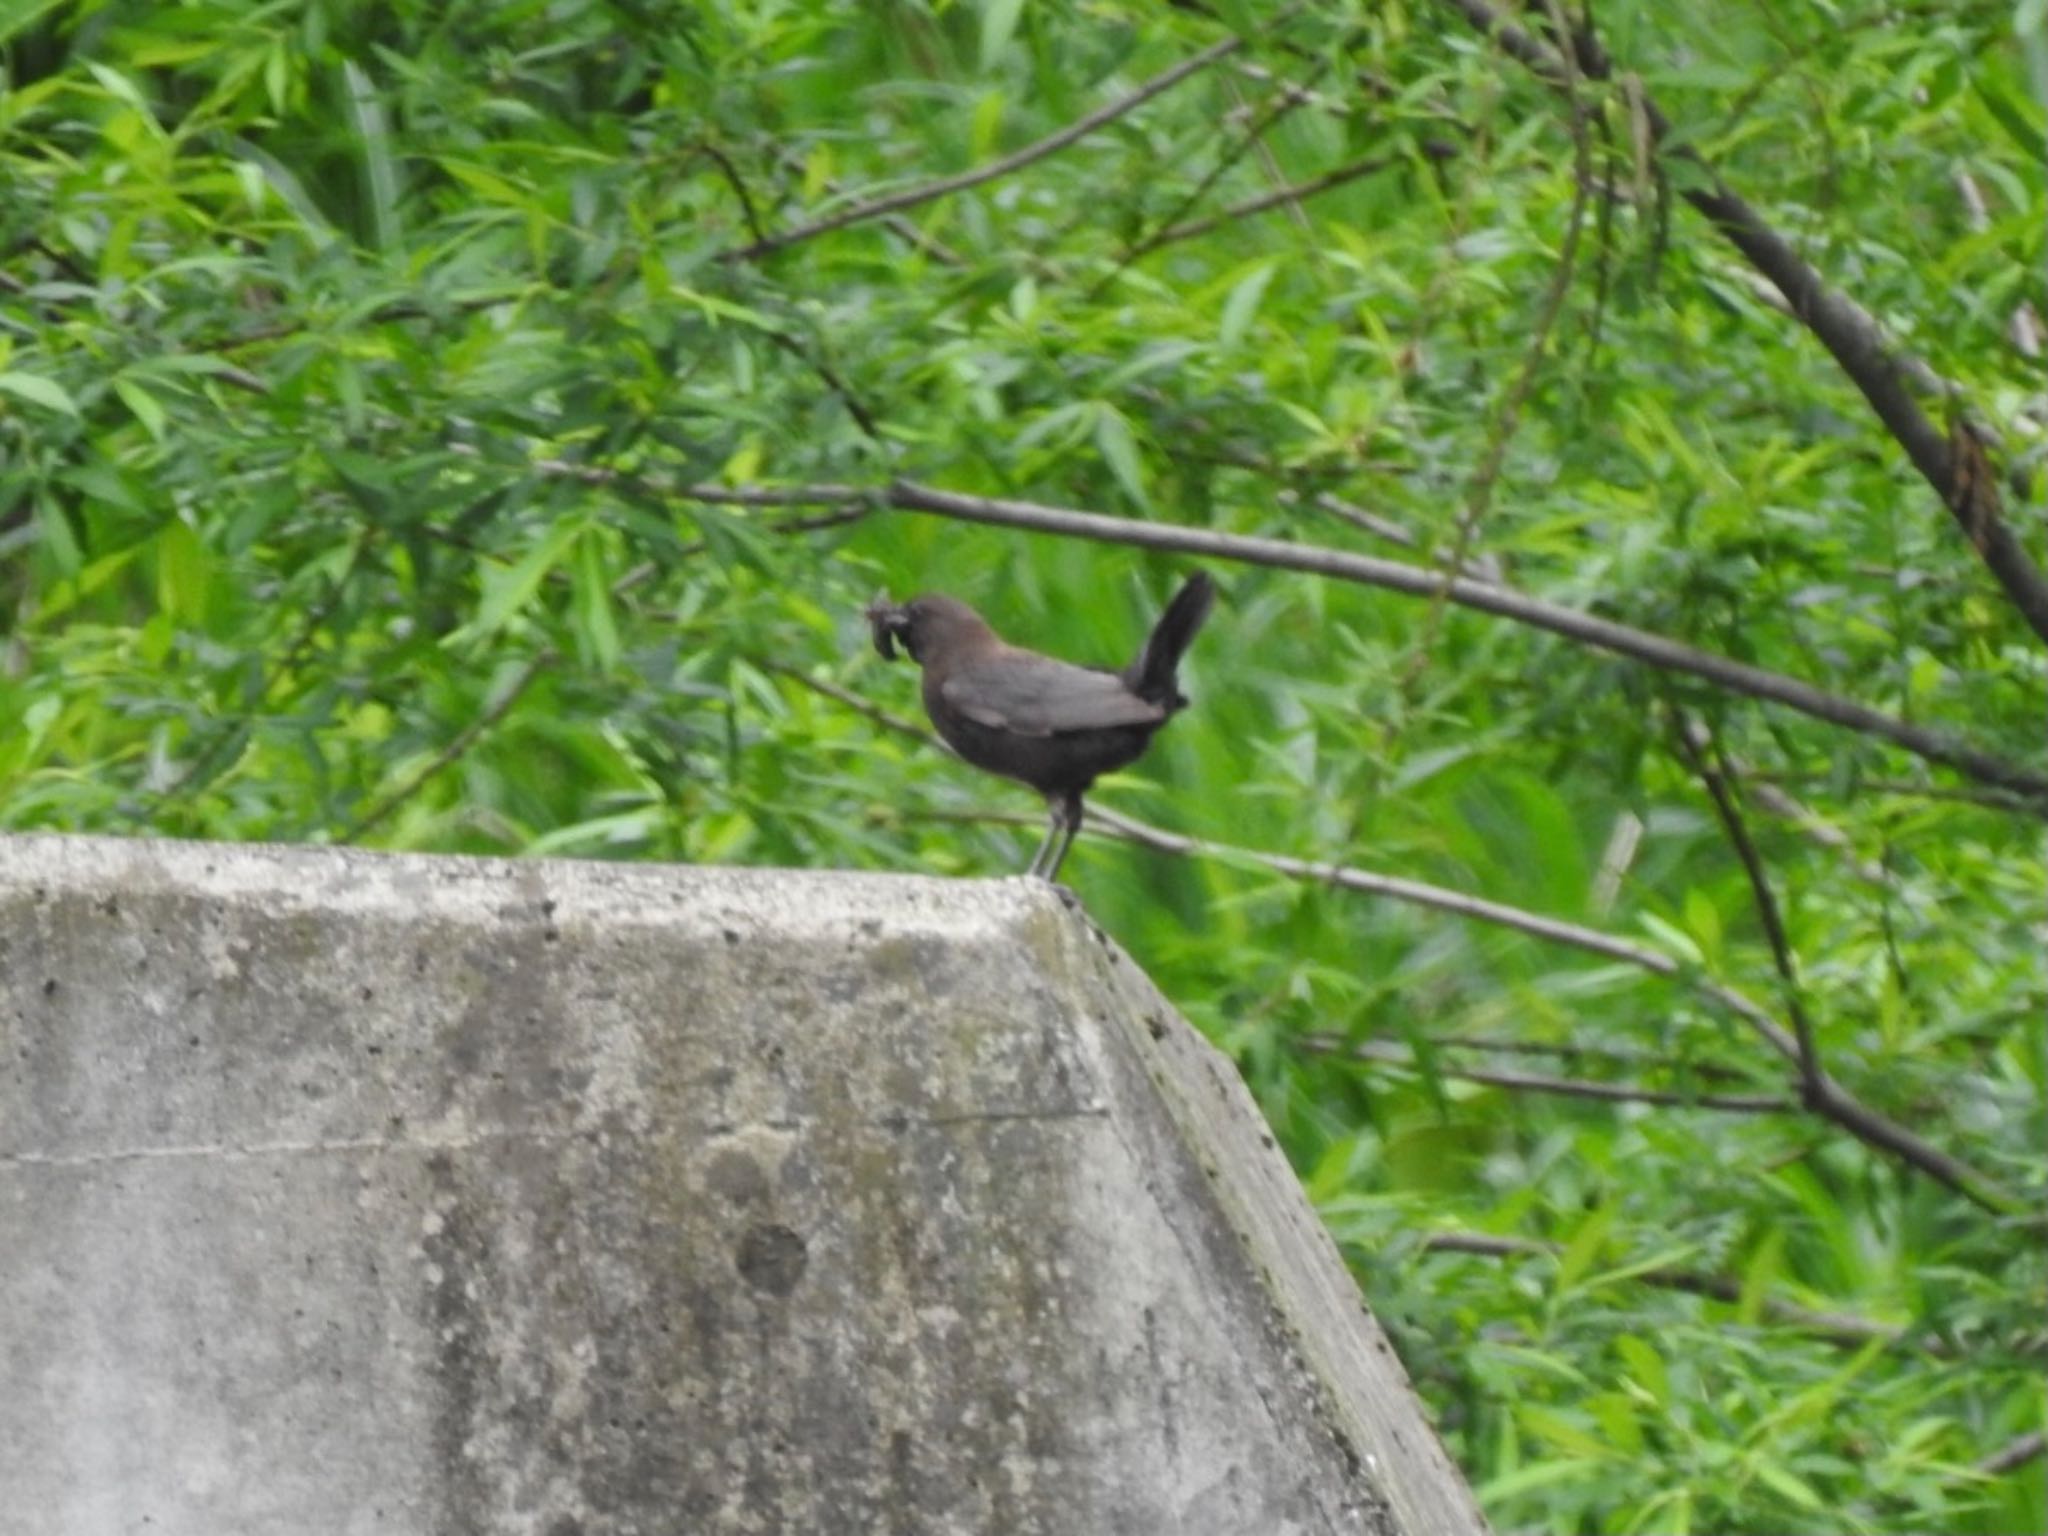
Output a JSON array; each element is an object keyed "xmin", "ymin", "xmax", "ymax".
[{"xmin": 865, "ymin": 590, "xmax": 907, "ymax": 661}]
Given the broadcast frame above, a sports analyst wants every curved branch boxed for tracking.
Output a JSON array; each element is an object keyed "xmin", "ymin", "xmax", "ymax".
[
  {"xmin": 869, "ymin": 479, "xmax": 2048, "ymax": 804},
  {"xmin": 724, "ymin": 34, "xmax": 1246, "ymax": 261},
  {"xmin": 1438, "ymin": 0, "xmax": 2048, "ymax": 645},
  {"xmin": 1421, "ymin": 1233, "xmax": 1962, "ymax": 1357},
  {"xmin": 505, "ymin": 459, "xmax": 2044, "ymax": 801},
  {"xmin": 1676, "ymin": 716, "xmax": 1823, "ymax": 1094},
  {"xmin": 342, "ymin": 653, "xmax": 551, "ymax": 843},
  {"xmin": 1978, "ymin": 1431, "xmax": 2047, "ymax": 1477},
  {"xmin": 1301, "ymin": 1035, "xmax": 1796, "ymax": 1113},
  {"xmin": 644, "ymin": 475, "xmax": 2048, "ymax": 800},
  {"xmin": 1130, "ymin": 150, "xmax": 1409, "ymax": 258},
  {"xmin": 772, "ymin": 661, "xmax": 2020, "ymax": 1212}
]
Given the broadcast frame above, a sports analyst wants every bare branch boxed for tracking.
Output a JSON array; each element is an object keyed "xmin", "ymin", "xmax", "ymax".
[
  {"xmin": 724, "ymin": 34, "xmax": 1247, "ymax": 261},
  {"xmin": 1676, "ymin": 716, "xmax": 1823, "ymax": 1094},
  {"xmin": 1439, "ymin": 0, "xmax": 2048, "ymax": 645},
  {"xmin": 773, "ymin": 661, "xmax": 2020, "ymax": 1211},
  {"xmin": 342, "ymin": 653, "xmax": 551, "ymax": 843},
  {"xmin": 1299, "ymin": 1034, "xmax": 1796, "ymax": 1113},
  {"xmin": 1123, "ymin": 150, "xmax": 1405, "ymax": 263},
  {"xmin": 1072, "ymin": 795, "xmax": 1806, "ymax": 1062},
  {"xmin": 474, "ymin": 455, "xmax": 2046, "ymax": 801},
  {"xmin": 1298, "ymin": 488, "xmax": 1503, "ymax": 582},
  {"xmin": 445, "ymin": 419, "xmax": 2046, "ymax": 804},
  {"xmin": 1978, "ymin": 1431, "xmax": 2048, "ymax": 1477},
  {"xmin": 1426, "ymin": 1032, "xmax": 1755, "ymax": 1081},
  {"xmin": 1421, "ymin": 1232, "xmax": 1959, "ymax": 1357},
  {"xmin": 1674, "ymin": 716, "xmax": 2017, "ymax": 1208},
  {"xmin": 870, "ymin": 478, "xmax": 2048, "ymax": 804},
  {"xmin": 1420, "ymin": 0, "xmax": 1594, "ymax": 638}
]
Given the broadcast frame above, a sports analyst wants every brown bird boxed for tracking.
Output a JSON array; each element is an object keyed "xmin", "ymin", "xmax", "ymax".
[{"xmin": 866, "ymin": 574, "xmax": 1214, "ymax": 881}]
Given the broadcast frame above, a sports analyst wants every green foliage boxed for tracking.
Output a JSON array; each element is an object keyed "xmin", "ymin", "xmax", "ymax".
[{"xmin": 4, "ymin": 1, "xmax": 2043, "ymax": 1529}]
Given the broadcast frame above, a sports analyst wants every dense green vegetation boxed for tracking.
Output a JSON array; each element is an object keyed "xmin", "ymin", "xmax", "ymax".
[{"xmin": 4, "ymin": 1, "xmax": 2043, "ymax": 1529}]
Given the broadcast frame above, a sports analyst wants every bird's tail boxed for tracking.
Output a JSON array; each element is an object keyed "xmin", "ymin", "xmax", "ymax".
[{"xmin": 1125, "ymin": 572, "xmax": 1215, "ymax": 707}]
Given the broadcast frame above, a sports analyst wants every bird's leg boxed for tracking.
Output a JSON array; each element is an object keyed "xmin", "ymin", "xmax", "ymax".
[
  {"xmin": 1040, "ymin": 792, "xmax": 1084, "ymax": 883},
  {"xmin": 1024, "ymin": 799, "xmax": 1064, "ymax": 878}
]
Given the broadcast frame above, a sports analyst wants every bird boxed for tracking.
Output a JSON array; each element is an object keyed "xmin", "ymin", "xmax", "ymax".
[{"xmin": 865, "ymin": 573, "xmax": 1214, "ymax": 882}]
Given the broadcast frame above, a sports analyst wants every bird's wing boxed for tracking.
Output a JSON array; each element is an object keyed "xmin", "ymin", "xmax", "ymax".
[{"xmin": 941, "ymin": 654, "xmax": 1167, "ymax": 737}]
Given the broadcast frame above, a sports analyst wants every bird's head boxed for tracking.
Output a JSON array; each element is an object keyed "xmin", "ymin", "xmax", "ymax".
[{"xmin": 865, "ymin": 591, "xmax": 994, "ymax": 666}]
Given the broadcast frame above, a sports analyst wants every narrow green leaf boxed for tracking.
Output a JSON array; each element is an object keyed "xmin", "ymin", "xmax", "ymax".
[
  {"xmin": 1737, "ymin": 1226, "xmax": 1785, "ymax": 1326},
  {"xmin": 979, "ymin": 0, "xmax": 1026, "ymax": 69},
  {"xmin": 1752, "ymin": 1459, "xmax": 1825, "ymax": 1511},
  {"xmin": 970, "ymin": 89, "xmax": 1005, "ymax": 160},
  {"xmin": 1092, "ymin": 405, "xmax": 1151, "ymax": 511},
  {"xmin": 0, "ymin": 371, "xmax": 79, "ymax": 417},
  {"xmin": 573, "ymin": 532, "xmax": 622, "ymax": 672},
  {"xmin": 1613, "ymin": 1335, "xmax": 1669, "ymax": 1406},
  {"xmin": 450, "ymin": 519, "xmax": 584, "ymax": 644},
  {"xmin": 1638, "ymin": 913, "xmax": 1704, "ymax": 966},
  {"xmin": 0, "ymin": 0, "xmax": 66, "ymax": 47},
  {"xmin": 342, "ymin": 59, "xmax": 400, "ymax": 253},
  {"xmin": 86, "ymin": 62, "xmax": 152, "ymax": 116},
  {"xmin": 1219, "ymin": 262, "xmax": 1276, "ymax": 348},
  {"xmin": 1475, "ymin": 1457, "xmax": 1604, "ymax": 1503},
  {"xmin": 36, "ymin": 493, "xmax": 81, "ymax": 575},
  {"xmin": 155, "ymin": 519, "xmax": 209, "ymax": 625},
  {"xmin": 1517, "ymin": 1405, "xmax": 1616, "ymax": 1461},
  {"xmin": 112, "ymin": 376, "xmax": 167, "ymax": 442},
  {"xmin": 1553, "ymin": 1203, "xmax": 1615, "ymax": 1293}
]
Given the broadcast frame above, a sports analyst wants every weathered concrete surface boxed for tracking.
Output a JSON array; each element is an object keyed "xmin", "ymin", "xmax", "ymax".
[{"xmin": 0, "ymin": 834, "xmax": 1485, "ymax": 1536}]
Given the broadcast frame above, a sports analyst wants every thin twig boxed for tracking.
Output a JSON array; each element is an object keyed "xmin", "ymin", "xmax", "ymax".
[
  {"xmin": 1977, "ymin": 1431, "xmax": 2047, "ymax": 1477},
  {"xmin": 1088, "ymin": 58, "xmax": 1333, "ymax": 296},
  {"xmin": 724, "ymin": 34, "xmax": 1247, "ymax": 260},
  {"xmin": 1676, "ymin": 716, "xmax": 1823, "ymax": 1096},
  {"xmin": 1952, "ymin": 170, "xmax": 2043, "ymax": 361},
  {"xmin": 1417, "ymin": 0, "xmax": 1594, "ymax": 653},
  {"xmin": 1125, "ymin": 151, "xmax": 1407, "ymax": 261},
  {"xmin": 341, "ymin": 652, "xmax": 551, "ymax": 842},
  {"xmin": 1411, "ymin": 1032, "xmax": 1755, "ymax": 1082},
  {"xmin": 764, "ymin": 330, "xmax": 884, "ymax": 442},
  {"xmin": 771, "ymin": 148, "xmax": 968, "ymax": 267},
  {"xmin": 465, "ymin": 456, "xmax": 2048, "ymax": 806},
  {"xmin": 691, "ymin": 140, "xmax": 768, "ymax": 247},
  {"xmin": 219, "ymin": 286, "xmax": 530, "ymax": 353},
  {"xmin": 1420, "ymin": 1232, "xmax": 1959, "ymax": 1357},
  {"xmin": 1439, "ymin": 0, "xmax": 2048, "ymax": 645},
  {"xmin": 593, "ymin": 473, "xmax": 2048, "ymax": 803},
  {"xmin": 1742, "ymin": 775, "xmax": 1888, "ymax": 885},
  {"xmin": 770, "ymin": 660, "xmax": 2019, "ymax": 1212},
  {"xmin": 1749, "ymin": 770, "xmax": 2042, "ymax": 814},
  {"xmin": 870, "ymin": 479, "xmax": 2048, "ymax": 804},
  {"xmin": 1299, "ymin": 1034, "xmax": 1795, "ymax": 1113},
  {"xmin": 1115, "ymin": 400, "xmax": 1503, "ymax": 579}
]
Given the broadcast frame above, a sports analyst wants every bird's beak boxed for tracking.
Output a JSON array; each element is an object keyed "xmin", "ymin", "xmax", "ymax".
[{"xmin": 865, "ymin": 590, "xmax": 908, "ymax": 661}]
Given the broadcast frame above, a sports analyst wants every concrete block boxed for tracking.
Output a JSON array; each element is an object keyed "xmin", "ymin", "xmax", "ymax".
[{"xmin": 0, "ymin": 834, "xmax": 1485, "ymax": 1536}]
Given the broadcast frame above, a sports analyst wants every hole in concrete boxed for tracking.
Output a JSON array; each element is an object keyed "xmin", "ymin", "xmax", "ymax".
[{"xmin": 734, "ymin": 1223, "xmax": 807, "ymax": 1298}]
